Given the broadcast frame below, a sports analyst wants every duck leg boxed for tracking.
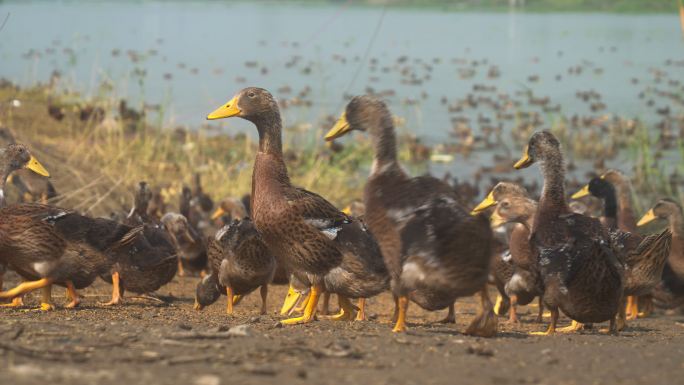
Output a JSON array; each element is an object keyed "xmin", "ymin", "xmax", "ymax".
[
  {"xmin": 557, "ymin": 320, "xmax": 584, "ymax": 333},
  {"xmin": 507, "ymin": 295, "xmax": 520, "ymax": 324},
  {"xmin": 355, "ymin": 298, "xmax": 367, "ymax": 321},
  {"xmin": 493, "ymin": 294, "xmax": 510, "ymax": 317},
  {"xmin": 226, "ymin": 286, "xmax": 235, "ymax": 315},
  {"xmin": 293, "ymin": 291, "xmax": 310, "ymax": 314},
  {"xmin": 465, "ymin": 287, "xmax": 498, "ymax": 337},
  {"xmin": 535, "ymin": 297, "xmax": 545, "ymax": 323},
  {"xmin": 0, "ymin": 275, "xmax": 25, "ymax": 308},
  {"xmin": 0, "ymin": 278, "xmax": 53, "ymax": 304},
  {"xmin": 437, "ymin": 303, "xmax": 456, "ymax": 324},
  {"xmin": 530, "ymin": 307, "xmax": 558, "ymax": 336},
  {"xmin": 280, "ymin": 284, "xmax": 303, "ymax": 315},
  {"xmin": 625, "ymin": 295, "xmax": 638, "ymax": 320},
  {"xmin": 319, "ymin": 292, "xmax": 331, "ymax": 315},
  {"xmin": 177, "ymin": 259, "xmax": 185, "ymax": 277},
  {"xmin": 280, "ymin": 283, "xmax": 322, "ymax": 325},
  {"xmin": 616, "ymin": 294, "xmax": 627, "ymax": 331},
  {"xmin": 36, "ymin": 285, "xmax": 55, "ymax": 311},
  {"xmin": 259, "ymin": 285, "xmax": 268, "ymax": 315},
  {"xmin": 65, "ymin": 281, "xmax": 81, "ymax": 308},
  {"xmin": 320, "ymin": 295, "xmax": 357, "ymax": 321},
  {"xmin": 392, "ymin": 295, "xmax": 409, "ymax": 333},
  {"xmin": 102, "ymin": 272, "xmax": 122, "ymax": 306},
  {"xmin": 637, "ymin": 295, "xmax": 653, "ymax": 318}
]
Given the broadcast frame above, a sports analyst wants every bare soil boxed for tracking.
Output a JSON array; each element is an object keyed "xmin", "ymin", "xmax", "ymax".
[{"xmin": 0, "ymin": 272, "xmax": 683, "ymax": 385}]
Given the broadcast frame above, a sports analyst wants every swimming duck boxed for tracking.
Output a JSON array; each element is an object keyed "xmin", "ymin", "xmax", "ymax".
[
  {"xmin": 207, "ymin": 87, "xmax": 388, "ymax": 325},
  {"xmin": 194, "ymin": 218, "xmax": 275, "ymax": 315},
  {"xmin": 513, "ymin": 131, "xmax": 623, "ymax": 335},
  {"xmin": 325, "ymin": 95, "xmax": 495, "ymax": 335},
  {"xmin": 572, "ymin": 178, "xmax": 672, "ymax": 326}
]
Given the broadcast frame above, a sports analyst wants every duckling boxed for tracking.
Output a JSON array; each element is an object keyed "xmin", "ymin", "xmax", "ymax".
[
  {"xmin": 325, "ymin": 95, "xmax": 495, "ymax": 335},
  {"xmin": 194, "ymin": 218, "xmax": 275, "ymax": 314},
  {"xmin": 513, "ymin": 131, "xmax": 623, "ymax": 335},
  {"xmin": 207, "ymin": 87, "xmax": 388, "ymax": 325},
  {"xmin": 161, "ymin": 213, "xmax": 207, "ymax": 276}
]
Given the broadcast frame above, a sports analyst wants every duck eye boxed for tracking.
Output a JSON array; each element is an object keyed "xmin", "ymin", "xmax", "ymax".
[{"xmin": 248, "ymin": 92, "xmax": 256, "ymax": 98}]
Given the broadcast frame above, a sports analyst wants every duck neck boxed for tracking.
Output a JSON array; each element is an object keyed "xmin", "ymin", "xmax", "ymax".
[
  {"xmin": 0, "ymin": 161, "xmax": 12, "ymax": 208},
  {"xmin": 601, "ymin": 192, "xmax": 618, "ymax": 224},
  {"xmin": 668, "ymin": 208, "xmax": 684, "ymax": 239},
  {"xmin": 612, "ymin": 179, "xmax": 638, "ymax": 231},
  {"xmin": 252, "ymin": 110, "xmax": 283, "ymax": 156},
  {"xmin": 370, "ymin": 114, "xmax": 399, "ymax": 175},
  {"xmin": 537, "ymin": 152, "xmax": 569, "ymax": 216}
]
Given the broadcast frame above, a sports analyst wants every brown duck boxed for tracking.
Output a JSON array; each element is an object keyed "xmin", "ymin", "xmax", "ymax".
[
  {"xmin": 207, "ymin": 87, "xmax": 388, "ymax": 325},
  {"xmin": 194, "ymin": 218, "xmax": 275, "ymax": 315},
  {"xmin": 325, "ymin": 95, "xmax": 495, "ymax": 335},
  {"xmin": 513, "ymin": 131, "xmax": 623, "ymax": 335}
]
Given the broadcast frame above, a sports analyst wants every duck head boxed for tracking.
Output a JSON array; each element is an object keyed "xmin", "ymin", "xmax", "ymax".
[
  {"xmin": 637, "ymin": 199, "xmax": 683, "ymax": 226},
  {"xmin": 324, "ymin": 95, "xmax": 392, "ymax": 141},
  {"xmin": 207, "ymin": 87, "xmax": 278, "ymax": 123},
  {"xmin": 514, "ymin": 130, "xmax": 561, "ymax": 169}
]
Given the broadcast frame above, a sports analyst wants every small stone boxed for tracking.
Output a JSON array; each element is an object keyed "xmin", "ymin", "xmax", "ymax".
[
  {"xmin": 296, "ymin": 369, "xmax": 308, "ymax": 379},
  {"xmin": 194, "ymin": 374, "xmax": 220, "ymax": 385},
  {"xmin": 214, "ymin": 325, "xmax": 229, "ymax": 332},
  {"xmin": 242, "ymin": 363, "xmax": 277, "ymax": 376},
  {"xmin": 141, "ymin": 351, "xmax": 160, "ymax": 359},
  {"xmin": 272, "ymin": 322, "xmax": 283, "ymax": 329},
  {"xmin": 228, "ymin": 324, "xmax": 251, "ymax": 337},
  {"xmin": 177, "ymin": 323, "xmax": 192, "ymax": 331},
  {"xmin": 248, "ymin": 316, "xmax": 261, "ymax": 323}
]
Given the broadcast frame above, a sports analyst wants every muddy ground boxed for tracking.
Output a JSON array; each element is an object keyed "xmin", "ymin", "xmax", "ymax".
[{"xmin": 0, "ymin": 272, "xmax": 682, "ymax": 385}]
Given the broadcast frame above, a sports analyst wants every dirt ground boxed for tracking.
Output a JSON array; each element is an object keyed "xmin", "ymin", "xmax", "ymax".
[{"xmin": 0, "ymin": 272, "xmax": 683, "ymax": 385}]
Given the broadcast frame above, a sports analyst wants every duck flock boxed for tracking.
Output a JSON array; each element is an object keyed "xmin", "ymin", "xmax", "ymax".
[{"xmin": 0, "ymin": 85, "xmax": 682, "ymax": 338}]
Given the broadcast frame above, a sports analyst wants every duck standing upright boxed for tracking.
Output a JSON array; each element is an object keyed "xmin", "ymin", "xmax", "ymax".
[
  {"xmin": 513, "ymin": 131, "xmax": 623, "ymax": 335},
  {"xmin": 325, "ymin": 95, "xmax": 496, "ymax": 335},
  {"xmin": 207, "ymin": 87, "xmax": 388, "ymax": 325}
]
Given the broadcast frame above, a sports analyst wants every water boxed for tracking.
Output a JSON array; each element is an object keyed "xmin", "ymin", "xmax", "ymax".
[{"xmin": 0, "ymin": 1, "xmax": 682, "ymax": 178}]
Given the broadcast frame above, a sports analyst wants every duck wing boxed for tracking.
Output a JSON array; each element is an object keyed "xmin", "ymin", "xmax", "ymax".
[{"xmin": 285, "ymin": 187, "xmax": 351, "ymax": 239}]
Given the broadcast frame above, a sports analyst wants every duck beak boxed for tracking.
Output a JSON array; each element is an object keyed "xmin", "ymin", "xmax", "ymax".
[
  {"xmin": 26, "ymin": 155, "xmax": 50, "ymax": 177},
  {"xmin": 207, "ymin": 96, "xmax": 241, "ymax": 120},
  {"xmin": 471, "ymin": 191, "xmax": 497, "ymax": 215},
  {"xmin": 211, "ymin": 207, "xmax": 226, "ymax": 220},
  {"xmin": 183, "ymin": 230, "xmax": 195, "ymax": 244},
  {"xmin": 571, "ymin": 184, "xmax": 590, "ymax": 199},
  {"xmin": 513, "ymin": 146, "xmax": 533, "ymax": 169},
  {"xmin": 280, "ymin": 284, "xmax": 302, "ymax": 315},
  {"xmin": 341, "ymin": 205, "xmax": 352, "ymax": 215},
  {"xmin": 490, "ymin": 210, "xmax": 506, "ymax": 228},
  {"xmin": 324, "ymin": 112, "xmax": 351, "ymax": 141},
  {"xmin": 637, "ymin": 209, "xmax": 657, "ymax": 227}
]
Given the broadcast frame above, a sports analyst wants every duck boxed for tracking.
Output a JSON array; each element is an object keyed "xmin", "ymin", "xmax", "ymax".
[
  {"xmin": 600, "ymin": 169, "xmax": 653, "ymax": 317},
  {"xmin": 100, "ymin": 183, "xmax": 178, "ymax": 306},
  {"xmin": 324, "ymin": 95, "xmax": 496, "ymax": 335},
  {"xmin": 637, "ymin": 199, "xmax": 684, "ymax": 310},
  {"xmin": 9, "ymin": 169, "xmax": 57, "ymax": 204},
  {"xmin": 160, "ymin": 213, "xmax": 208, "ymax": 276},
  {"xmin": 194, "ymin": 218, "xmax": 275, "ymax": 315},
  {"xmin": 513, "ymin": 131, "xmax": 623, "ymax": 335},
  {"xmin": 572, "ymin": 178, "xmax": 672, "ymax": 326},
  {"xmin": 207, "ymin": 87, "xmax": 388, "ymax": 325},
  {"xmin": 473, "ymin": 182, "xmax": 544, "ymax": 323},
  {"xmin": 0, "ymin": 145, "xmax": 140, "ymax": 309},
  {"xmin": 211, "ymin": 197, "xmax": 248, "ymax": 225}
]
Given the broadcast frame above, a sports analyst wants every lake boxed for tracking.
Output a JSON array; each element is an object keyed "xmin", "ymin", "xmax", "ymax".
[{"xmin": 0, "ymin": 1, "xmax": 681, "ymax": 178}]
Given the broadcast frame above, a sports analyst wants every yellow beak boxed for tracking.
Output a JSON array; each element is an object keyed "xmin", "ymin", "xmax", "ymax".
[
  {"xmin": 324, "ymin": 112, "xmax": 352, "ymax": 141},
  {"xmin": 207, "ymin": 96, "xmax": 241, "ymax": 120},
  {"xmin": 490, "ymin": 210, "xmax": 506, "ymax": 228},
  {"xmin": 471, "ymin": 191, "xmax": 497, "ymax": 215},
  {"xmin": 280, "ymin": 284, "xmax": 302, "ymax": 315},
  {"xmin": 342, "ymin": 205, "xmax": 352, "ymax": 215},
  {"xmin": 637, "ymin": 209, "xmax": 657, "ymax": 227},
  {"xmin": 571, "ymin": 184, "xmax": 590, "ymax": 200},
  {"xmin": 513, "ymin": 146, "xmax": 533, "ymax": 169},
  {"xmin": 26, "ymin": 155, "xmax": 50, "ymax": 177},
  {"xmin": 211, "ymin": 207, "xmax": 226, "ymax": 220}
]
